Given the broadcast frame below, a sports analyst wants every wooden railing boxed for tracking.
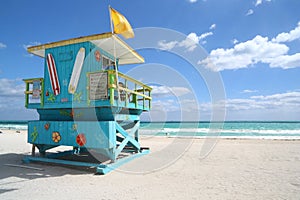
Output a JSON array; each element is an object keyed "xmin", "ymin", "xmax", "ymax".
[
  {"xmin": 107, "ymin": 70, "xmax": 152, "ymax": 110},
  {"xmin": 23, "ymin": 71, "xmax": 152, "ymax": 111}
]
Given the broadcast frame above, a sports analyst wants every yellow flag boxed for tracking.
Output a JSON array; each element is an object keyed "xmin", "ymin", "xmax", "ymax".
[{"xmin": 110, "ymin": 7, "xmax": 134, "ymax": 39}]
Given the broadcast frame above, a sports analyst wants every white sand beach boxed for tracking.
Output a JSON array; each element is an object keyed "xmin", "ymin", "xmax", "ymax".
[{"xmin": 0, "ymin": 130, "xmax": 299, "ymax": 200}]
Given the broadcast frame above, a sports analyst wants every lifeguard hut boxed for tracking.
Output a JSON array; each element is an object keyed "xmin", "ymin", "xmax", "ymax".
[{"xmin": 23, "ymin": 9, "xmax": 152, "ymax": 174}]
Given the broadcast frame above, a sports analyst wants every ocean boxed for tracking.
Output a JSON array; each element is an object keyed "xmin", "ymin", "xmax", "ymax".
[
  {"xmin": 140, "ymin": 121, "xmax": 300, "ymax": 139},
  {"xmin": 1, "ymin": 121, "xmax": 300, "ymax": 139},
  {"xmin": 0, "ymin": 121, "xmax": 28, "ymax": 131}
]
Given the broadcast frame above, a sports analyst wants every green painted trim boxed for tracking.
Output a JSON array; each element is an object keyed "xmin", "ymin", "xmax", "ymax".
[
  {"xmin": 25, "ymin": 82, "xmax": 29, "ymax": 108},
  {"xmin": 23, "ymin": 78, "xmax": 44, "ymax": 108},
  {"xmin": 41, "ymin": 79, "xmax": 44, "ymax": 107}
]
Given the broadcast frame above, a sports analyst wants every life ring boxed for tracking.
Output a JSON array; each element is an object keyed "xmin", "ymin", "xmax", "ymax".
[
  {"xmin": 94, "ymin": 50, "xmax": 101, "ymax": 62},
  {"xmin": 52, "ymin": 131, "xmax": 61, "ymax": 143}
]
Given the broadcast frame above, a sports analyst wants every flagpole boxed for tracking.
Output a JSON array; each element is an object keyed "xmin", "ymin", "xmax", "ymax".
[
  {"xmin": 108, "ymin": 5, "xmax": 114, "ymax": 34},
  {"xmin": 108, "ymin": 6, "xmax": 121, "ymax": 107}
]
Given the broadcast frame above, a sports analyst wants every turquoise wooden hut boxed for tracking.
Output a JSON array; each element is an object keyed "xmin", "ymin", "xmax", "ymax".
[{"xmin": 23, "ymin": 33, "xmax": 152, "ymax": 174}]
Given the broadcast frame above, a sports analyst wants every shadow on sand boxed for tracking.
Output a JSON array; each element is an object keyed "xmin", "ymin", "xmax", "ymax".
[{"xmin": 0, "ymin": 152, "xmax": 103, "ymax": 194}]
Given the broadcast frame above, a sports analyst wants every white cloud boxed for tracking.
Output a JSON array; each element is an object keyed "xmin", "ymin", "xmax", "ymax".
[
  {"xmin": 23, "ymin": 41, "xmax": 41, "ymax": 50},
  {"xmin": 246, "ymin": 9, "xmax": 254, "ymax": 16},
  {"xmin": 157, "ymin": 40, "xmax": 178, "ymax": 51},
  {"xmin": 241, "ymin": 89, "xmax": 258, "ymax": 94},
  {"xmin": 178, "ymin": 33, "xmax": 200, "ymax": 51},
  {"xmin": 255, "ymin": 0, "xmax": 262, "ymax": 6},
  {"xmin": 269, "ymin": 53, "xmax": 300, "ymax": 69},
  {"xmin": 0, "ymin": 78, "xmax": 24, "ymax": 113},
  {"xmin": 0, "ymin": 42, "xmax": 7, "ymax": 49},
  {"xmin": 201, "ymin": 91, "xmax": 300, "ymax": 120},
  {"xmin": 255, "ymin": 0, "xmax": 271, "ymax": 7},
  {"xmin": 272, "ymin": 21, "xmax": 300, "ymax": 43},
  {"xmin": 0, "ymin": 78, "xmax": 37, "ymax": 120},
  {"xmin": 157, "ymin": 23, "xmax": 215, "ymax": 52},
  {"xmin": 232, "ymin": 38, "xmax": 239, "ymax": 44},
  {"xmin": 247, "ymin": 0, "xmax": 272, "ymax": 17},
  {"xmin": 158, "ymin": 31, "xmax": 213, "ymax": 52},
  {"xmin": 223, "ymin": 91, "xmax": 300, "ymax": 111},
  {"xmin": 151, "ymin": 99, "xmax": 179, "ymax": 112},
  {"xmin": 198, "ymin": 32, "xmax": 213, "ymax": 40},
  {"xmin": 171, "ymin": 87, "xmax": 192, "ymax": 97},
  {"xmin": 0, "ymin": 78, "xmax": 24, "ymax": 97},
  {"xmin": 146, "ymin": 91, "xmax": 300, "ymax": 121},
  {"xmin": 189, "ymin": 0, "xmax": 197, "ymax": 3},
  {"xmin": 251, "ymin": 91, "xmax": 300, "ymax": 101},
  {"xmin": 151, "ymin": 85, "xmax": 172, "ymax": 97},
  {"xmin": 23, "ymin": 41, "xmax": 42, "ymax": 57},
  {"xmin": 179, "ymin": 32, "xmax": 213, "ymax": 51},
  {"xmin": 199, "ymin": 35, "xmax": 289, "ymax": 71},
  {"xmin": 151, "ymin": 85, "xmax": 191, "ymax": 97},
  {"xmin": 199, "ymin": 21, "xmax": 300, "ymax": 71},
  {"xmin": 209, "ymin": 24, "xmax": 216, "ymax": 30}
]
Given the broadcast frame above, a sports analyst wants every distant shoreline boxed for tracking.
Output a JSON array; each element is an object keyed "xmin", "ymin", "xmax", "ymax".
[
  {"xmin": 1, "ymin": 120, "xmax": 300, "ymax": 123},
  {"xmin": 1, "ymin": 121, "xmax": 300, "ymax": 139}
]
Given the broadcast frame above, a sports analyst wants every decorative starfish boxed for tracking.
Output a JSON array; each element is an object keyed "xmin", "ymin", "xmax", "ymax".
[
  {"xmin": 47, "ymin": 93, "xmax": 56, "ymax": 102},
  {"xmin": 74, "ymin": 92, "xmax": 82, "ymax": 103},
  {"xmin": 72, "ymin": 123, "xmax": 78, "ymax": 131}
]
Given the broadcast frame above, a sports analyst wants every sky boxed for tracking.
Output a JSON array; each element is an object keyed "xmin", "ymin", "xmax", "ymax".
[{"xmin": 0, "ymin": 0, "xmax": 300, "ymax": 121}]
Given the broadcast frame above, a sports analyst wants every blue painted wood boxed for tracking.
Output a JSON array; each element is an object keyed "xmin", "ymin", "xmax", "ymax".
[
  {"xmin": 26, "ymin": 40, "xmax": 150, "ymax": 112},
  {"xmin": 25, "ymin": 39, "xmax": 150, "ymax": 174},
  {"xmin": 96, "ymin": 149, "xmax": 150, "ymax": 174},
  {"xmin": 36, "ymin": 107, "xmax": 124, "ymax": 121},
  {"xmin": 23, "ymin": 149, "xmax": 150, "ymax": 174},
  {"xmin": 115, "ymin": 137, "xmax": 130, "ymax": 159},
  {"xmin": 23, "ymin": 156, "xmax": 100, "ymax": 168},
  {"xmin": 115, "ymin": 122, "xmax": 140, "ymax": 152},
  {"xmin": 35, "ymin": 107, "xmax": 142, "ymax": 121},
  {"xmin": 28, "ymin": 121, "xmax": 116, "ymax": 148},
  {"xmin": 41, "ymin": 41, "xmax": 124, "ymax": 109}
]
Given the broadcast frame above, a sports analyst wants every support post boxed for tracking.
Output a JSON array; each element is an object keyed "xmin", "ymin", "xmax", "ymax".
[{"xmin": 31, "ymin": 144, "xmax": 36, "ymax": 156}]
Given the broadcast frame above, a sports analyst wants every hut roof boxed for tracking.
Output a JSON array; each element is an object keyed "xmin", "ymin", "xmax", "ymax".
[{"xmin": 27, "ymin": 32, "xmax": 144, "ymax": 65}]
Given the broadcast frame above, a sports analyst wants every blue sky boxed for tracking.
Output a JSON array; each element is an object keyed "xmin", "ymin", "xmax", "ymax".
[{"xmin": 0, "ymin": 0, "xmax": 300, "ymax": 121}]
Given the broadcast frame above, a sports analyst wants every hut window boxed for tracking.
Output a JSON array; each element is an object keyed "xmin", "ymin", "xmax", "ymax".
[{"xmin": 102, "ymin": 56, "xmax": 115, "ymax": 70}]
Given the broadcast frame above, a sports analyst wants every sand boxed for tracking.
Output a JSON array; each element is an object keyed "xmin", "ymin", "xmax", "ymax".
[{"xmin": 0, "ymin": 130, "xmax": 300, "ymax": 200}]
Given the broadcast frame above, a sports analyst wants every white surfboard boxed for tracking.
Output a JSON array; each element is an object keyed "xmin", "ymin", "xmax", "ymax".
[{"xmin": 68, "ymin": 47, "xmax": 85, "ymax": 94}]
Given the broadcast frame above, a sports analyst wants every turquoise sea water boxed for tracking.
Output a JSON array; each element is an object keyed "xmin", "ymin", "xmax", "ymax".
[
  {"xmin": 0, "ymin": 121, "xmax": 28, "ymax": 131},
  {"xmin": 1, "ymin": 121, "xmax": 300, "ymax": 139},
  {"xmin": 140, "ymin": 121, "xmax": 300, "ymax": 139}
]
